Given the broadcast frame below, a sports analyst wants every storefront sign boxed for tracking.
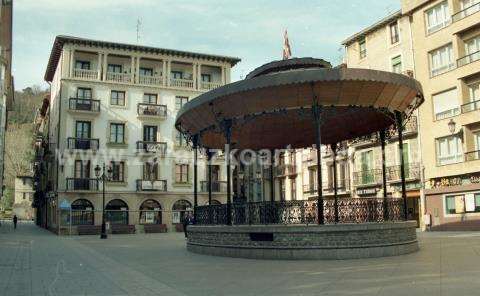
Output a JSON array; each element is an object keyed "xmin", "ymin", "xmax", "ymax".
[
  {"xmin": 356, "ymin": 188, "xmax": 377, "ymax": 195},
  {"xmin": 429, "ymin": 173, "xmax": 480, "ymax": 189}
]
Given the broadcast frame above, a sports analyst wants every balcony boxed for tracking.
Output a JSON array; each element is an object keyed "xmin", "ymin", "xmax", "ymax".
[
  {"xmin": 139, "ymin": 75, "xmax": 163, "ymax": 86},
  {"xmin": 69, "ymin": 98, "xmax": 100, "ymax": 113},
  {"xmin": 436, "ymin": 107, "xmax": 461, "ymax": 120},
  {"xmin": 302, "ymin": 179, "xmax": 350, "ymax": 194},
  {"xmin": 353, "ymin": 169, "xmax": 383, "ymax": 186},
  {"xmin": 275, "ymin": 164, "xmax": 297, "ymax": 176},
  {"xmin": 170, "ymin": 78, "xmax": 194, "ymax": 89},
  {"xmin": 67, "ymin": 138, "xmax": 99, "ymax": 150},
  {"xmin": 137, "ymin": 103, "xmax": 167, "ymax": 118},
  {"xmin": 200, "ymin": 181, "xmax": 228, "ymax": 192},
  {"xmin": 66, "ymin": 178, "xmax": 99, "ymax": 191},
  {"xmin": 457, "ymin": 50, "xmax": 480, "ymax": 67},
  {"xmin": 106, "ymin": 72, "xmax": 132, "ymax": 84},
  {"xmin": 452, "ymin": 2, "xmax": 480, "ymax": 22},
  {"xmin": 200, "ymin": 81, "xmax": 222, "ymax": 91},
  {"xmin": 461, "ymin": 100, "xmax": 480, "ymax": 113},
  {"xmin": 136, "ymin": 179, "xmax": 167, "ymax": 191},
  {"xmin": 386, "ymin": 163, "xmax": 420, "ymax": 182},
  {"xmin": 73, "ymin": 68, "xmax": 98, "ymax": 80},
  {"xmin": 136, "ymin": 141, "xmax": 167, "ymax": 156},
  {"xmin": 465, "ymin": 150, "xmax": 480, "ymax": 162}
]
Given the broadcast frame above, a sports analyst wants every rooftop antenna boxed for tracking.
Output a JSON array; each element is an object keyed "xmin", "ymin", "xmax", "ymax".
[{"xmin": 136, "ymin": 18, "xmax": 142, "ymax": 44}]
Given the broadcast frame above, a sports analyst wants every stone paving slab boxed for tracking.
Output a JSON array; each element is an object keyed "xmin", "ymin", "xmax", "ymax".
[{"xmin": 1, "ymin": 221, "xmax": 480, "ymax": 295}]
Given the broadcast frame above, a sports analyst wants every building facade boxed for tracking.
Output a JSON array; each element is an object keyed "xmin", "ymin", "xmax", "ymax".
[
  {"xmin": 341, "ymin": 10, "xmax": 423, "ymax": 227},
  {"xmin": 12, "ymin": 176, "xmax": 34, "ymax": 220},
  {"xmin": 403, "ymin": 0, "xmax": 480, "ymax": 230},
  {"xmin": 0, "ymin": 0, "xmax": 14, "ymax": 201},
  {"xmin": 35, "ymin": 36, "xmax": 239, "ymax": 234}
]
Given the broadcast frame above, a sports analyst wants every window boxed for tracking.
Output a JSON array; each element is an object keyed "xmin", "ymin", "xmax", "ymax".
[
  {"xmin": 75, "ymin": 121, "xmax": 91, "ymax": 139},
  {"xmin": 75, "ymin": 60, "xmax": 90, "ymax": 70},
  {"xmin": 436, "ymin": 135, "xmax": 463, "ymax": 165},
  {"xmin": 171, "ymin": 71, "xmax": 183, "ymax": 79},
  {"xmin": 108, "ymin": 64, "xmax": 122, "ymax": 73},
  {"xmin": 391, "ymin": 55, "xmax": 402, "ymax": 73},
  {"xmin": 143, "ymin": 162, "xmax": 158, "ymax": 180},
  {"xmin": 74, "ymin": 160, "xmax": 90, "ymax": 179},
  {"xmin": 359, "ymin": 38, "xmax": 366, "ymax": 59},
  {"xmin": 110, "ymin": 91, "xmax": 125, "ymax": 106},
  {"xmin": 175, "ymin": 164, "xmax": 189, "ymax": 183},
  {"xmin": 201, "ymin": 74, "xmax": 211, "ymax": 82},
  {"xmin": 22, "ymin": 192, "xmax": 26, "ymax": 200},
  {"xmin": 290, "ymin": 179, "xmax": 296, "ymax": 200},
  {"xmin": 175, "ymin": 130, "xmax": 187, "ymax": 147},
  {"xmin": 433, "ymin": 88, "xmax": 459, "ymax": 120},
  {"xmin": 279, "ymin": 178, "xmax": 285, "ymax": 200},
  {"xmin": 77, "ymin": 88, "xmax": 92, "ymax": 99},
  {"xmin": 110, "ymin": 123, "xmax": 125, "ymax": 144},
  {"xmin": 389, "ymin": 21, "xmax": 400, "ymax": 44},
  {"xmin": 465, "ymin": 35, "xmax": 480, "ymax": 55},
  {"xmin": 446, "ymin": 193, "xmax": 480, "ymax": 214},
  {"xmin": 461, "ymin": 0, "xmax": 480, "ymax": 9},
  {"xmin": 425, "ymin": 1, "xmax": 450, "ymax": 34},
  {"xmin": 143, "ymin": 125, "xmax": 157, "ymax": 142},
  {"xmin": 110, "ymin": 161, "xmax": 125, "ymax": 182},
  {"xmin": 469, "ymin": 82, "xmax": 479, "ymax": 101},
  {"xmin": 175, "ymin": 96, "xmax": 188, "ymax": 110},
  {"xmin": 143, "ymin": 93, "xmax": 158, "ymax": 104},
  {"xmin": 139, "ymin": 67, "xmax": 153, "ymax": 76},
  {"xmin": 429, "ymin": 44, "xmax": 454, "ymax": 77}
]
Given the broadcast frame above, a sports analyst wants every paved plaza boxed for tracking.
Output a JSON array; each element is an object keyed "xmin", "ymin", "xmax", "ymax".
[{"xmin": 1, "ymin": 221, "xmax": 480, "ymax": 296}]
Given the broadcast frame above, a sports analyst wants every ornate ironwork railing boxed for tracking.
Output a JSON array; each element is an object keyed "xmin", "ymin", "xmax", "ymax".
[
  {"xmin": 195, "ymin": 198, "xmax": 405, "ymax": 225},
  {"xmin": 69, "ymin": 98, "xmax": 100, "ymax": 112},
  {"xmin": 386, "ymin": 163, "xmax": 420, "ymax": 181},
  {"xmin": 137, "ymin": 103, "xmax": 167, "ymax": 117}
]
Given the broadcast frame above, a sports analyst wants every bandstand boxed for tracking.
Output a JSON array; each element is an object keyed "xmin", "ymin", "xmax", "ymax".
[{"xmin": 175, "ymin": 58, "xmax": 424, "ymax": 260}]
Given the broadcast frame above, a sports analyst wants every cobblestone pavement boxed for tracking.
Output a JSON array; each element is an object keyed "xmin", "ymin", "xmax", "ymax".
[{"xmin": 1, "ymin": 221, "xmax": 480, "ymax": 296}]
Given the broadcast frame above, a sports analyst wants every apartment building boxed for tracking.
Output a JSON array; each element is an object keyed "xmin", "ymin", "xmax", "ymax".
[
  {"xmin": 35, "ymin": 35, "xmax": 240, "ymax": 234},
  {"xmin": 339, "ymin": 10, "xmax": 423, "ymax": 226},
  {"xmin": 12, "ymin": 176, "xmax": 35, "ymax": 220},
  {"xmin": 0, "ymin": 0, "xmax": 14, "ymax": 201},
  {"xmin": 403, "ymin": 0, "xmax": 480, "ymax": 230}
]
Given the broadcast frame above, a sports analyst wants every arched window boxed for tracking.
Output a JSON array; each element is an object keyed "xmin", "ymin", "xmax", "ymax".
[
  {"xmin": 105, "ymin": 199, "xmax": 129, "ymax": 225},
  {"xmin": 172, "ymin": 199, "xmax": 192, "ymax": 224},
  {"xmin": 71, "ymin": 199, "xmax": 94, "ymax": 225},
  {"xmin": 139, "ymin": 199, "xmax": 162, "ymax": 224}
]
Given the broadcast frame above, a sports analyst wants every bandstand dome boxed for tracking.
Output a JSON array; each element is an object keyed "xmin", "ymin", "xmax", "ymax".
[{"xmin": 175, "ymin": 58, "xmax": 423, "ymax": 150}]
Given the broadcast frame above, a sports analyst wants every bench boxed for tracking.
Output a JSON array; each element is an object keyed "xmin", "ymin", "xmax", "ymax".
[
  {"xmin": 77, "ymin": 225, "xmax": 102, "ymax": 235},
  {"xmin": 111, "ymin": 224, "xmax": 135, "ymax": 234},
  {"xmin": 143, "ymin": 224, "xmax": 168, "ymax": 233}
]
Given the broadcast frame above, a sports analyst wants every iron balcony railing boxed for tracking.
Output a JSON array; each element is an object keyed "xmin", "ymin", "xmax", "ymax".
[
  {"xmin": 386, "ymin": 163, "xmax": 420, "ymax": 182},
  {"xmin": 465, "ymin": 150, "xmax": 480, "ymax": 162},
  {"xmin": 461, "ymin": 100, "xmax": 480, "ymax": 113},
  {"xmin": 452, "ymin": 2, "xmax": 480, "ymax": 22},
  {"xmin": 137, "ymin": 103, "xmax": 167, "ymax": 117},
  {"xmin": 200, "ymin": 181, "xmax": 228, "ymax": 192},
  {"xmin": 67, "ymin": 137, "xmax": 99, "ymax": 150},
  {"xmin": 353, "ymin": 169, "xmax": 383, "ymax": 186},
  {"xmin": 136, "ymin": 179, "xmax": 167, "ymax": 191},
  {"xmin": 457, "ymin": 50, "xmax": 480, "ymax": 67},
  {"xmin": 195, "ymin": 198, "xmax": 405, "ymax": 225},
  {"xmin": 136, "ymin": 141, "xmax": 167, "ymax": 155},
  {"xmin": 69, "ymin": 98, "xmax": 100, "ymax": 112},
  {"xmin": 66, "ymin": 178, "xmax": 99, "ymax": 191},
  {"xmin": 302, "ymin": 179, "xmax": 350, "ymax": 194}
]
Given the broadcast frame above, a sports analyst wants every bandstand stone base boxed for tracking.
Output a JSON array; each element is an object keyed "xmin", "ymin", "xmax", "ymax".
[{"xmin": 186, "ymin": 221, "xmax": 418, "ymax": 260}]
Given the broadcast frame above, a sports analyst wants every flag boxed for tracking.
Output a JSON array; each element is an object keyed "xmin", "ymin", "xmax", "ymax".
[{"xmin": 282, "ymin": 29, "xmax": 291, "ymax": 60}]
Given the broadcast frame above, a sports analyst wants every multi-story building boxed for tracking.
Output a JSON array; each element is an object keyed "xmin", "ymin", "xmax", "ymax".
[
  {"xmin": 403, "ymin": 0, "xmax": 480, "ymax": 230},
  {"xmin": 338, "ymin": 10, "xmax": 423, "ymax": 226},
  {"xmin": 0, "ymin": 0, "xmax": 14, "ymax": 201},
  {"xmin": 35, "ymin": 35, "xmax": 240, "ymax": 234},
  {"xmin": 12, "ymin": 176, "xmax": 35, "ymax": 220}
]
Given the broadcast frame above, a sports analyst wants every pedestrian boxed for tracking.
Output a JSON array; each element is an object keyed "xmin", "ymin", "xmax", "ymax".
[
  {"xmin": 183, "ymin": 212, "xmax": 195, "ymax": 238},
  {"xmin": 13, "ymin": 215, "xmax": 18, "ymax": 230}
]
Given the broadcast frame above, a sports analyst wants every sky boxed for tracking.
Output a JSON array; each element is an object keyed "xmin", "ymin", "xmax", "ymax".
[{"xmin": 13, "ymin": 0, "xmax": 400, "ymax": 90}]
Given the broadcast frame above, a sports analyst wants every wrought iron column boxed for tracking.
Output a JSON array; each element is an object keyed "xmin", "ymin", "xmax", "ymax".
[
  {"xmin": 332, "ymin": 143, "xmax": 339, "ymax": 223},
  {"xmin": 224, "ymin": 120, "xmax": 233, "ymax": 225},
  {"xmin": 193, "ymin": 135, "xmax": 199, "ymax": 222},
  {"xmin": 270, "ymin": 149, "xmax": 275, "ymax": 202},
  {"xmin": 395, "ymin": 111, "xmax": 408, "ymax": 220},
  {"xmin": 313, "ymin": 104, "xmax": 324, "ymax": 225},
  {"xmin": 380, "ymin": 129, "xmax": 388, "ymax": 220}
]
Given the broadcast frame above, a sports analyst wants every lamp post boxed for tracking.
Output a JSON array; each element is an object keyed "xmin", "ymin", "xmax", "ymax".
[
  {"xmin": 448, "ymin": 119, "xmax": 456, "ymax": 134},
  {"xmin": 95, "ymin": 163, "xmax": 113, "ymax": 239}
]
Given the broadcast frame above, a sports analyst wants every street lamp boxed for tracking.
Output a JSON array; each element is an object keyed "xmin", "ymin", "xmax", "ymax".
[
  {"xmin": 448, "ymin": 119, "xmax": 456, "ymax": 134},
  {"xmin": 95, "ymin": 163, "xmax": 113, "ymax": 239}
]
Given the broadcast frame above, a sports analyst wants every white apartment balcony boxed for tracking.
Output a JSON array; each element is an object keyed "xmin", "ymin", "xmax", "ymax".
[
  {"xmin": 139, "ymin": 75, "xmax": 163, "ymax": 86},
  {"xmin": 138, "ymin": 58, "xmax": 164, "ymax": 86},
  {"xmin": 170, "ymin": 62, "xmax": 194, "ymax": 89},
  {"xmin": 200, "ymin": 81, "xmax": 222, "ymax": 91},
  {"xmin": 136, "ymin": 141, "xmax": 167, "ymax": 156},
  {"xmin": 170, "ymin": 77, "xmax": 194, "ymax": 88},
  {"xmin": 68, "ymin": 98, "xmax": 100, "ymax": 114},
  {"xmin": 136, "ymin": 179, "xmax": 167, "ymax": 192},
  {"xmin": 73, "ymin": 68, "xmax": 99, "ymax": 80},
  {"xmin": 452, "ymin": 2, "xmax": 480, "ymax": 22},
  {"xmin": 137, "ymin": 103, "xmax": 167, "ymax": 119},
  {"xmin": 106, "ymin": 72, "xmax": 132, "ymax": 84},
  {"xmin": 457, "ymin": 50, "xmax": 480, "ymax": 67}
]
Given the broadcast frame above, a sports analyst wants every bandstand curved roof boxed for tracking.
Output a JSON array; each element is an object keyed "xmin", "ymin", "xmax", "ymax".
[{"xmin": 175, "ymin": 58, "xmax": 423, "ymax": 150}]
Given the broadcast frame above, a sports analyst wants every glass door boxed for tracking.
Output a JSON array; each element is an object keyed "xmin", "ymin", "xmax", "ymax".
[
  {"xmin": 360, "ymin": 150, "xmax": 373, "ymax": 184},
  {"xmin": 75, "ymin": 121, "xmax": 91, "ymax": 149},
  {"xmin": 74, "ymin": 160, "xmax": 90, "ymax": 190}
]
